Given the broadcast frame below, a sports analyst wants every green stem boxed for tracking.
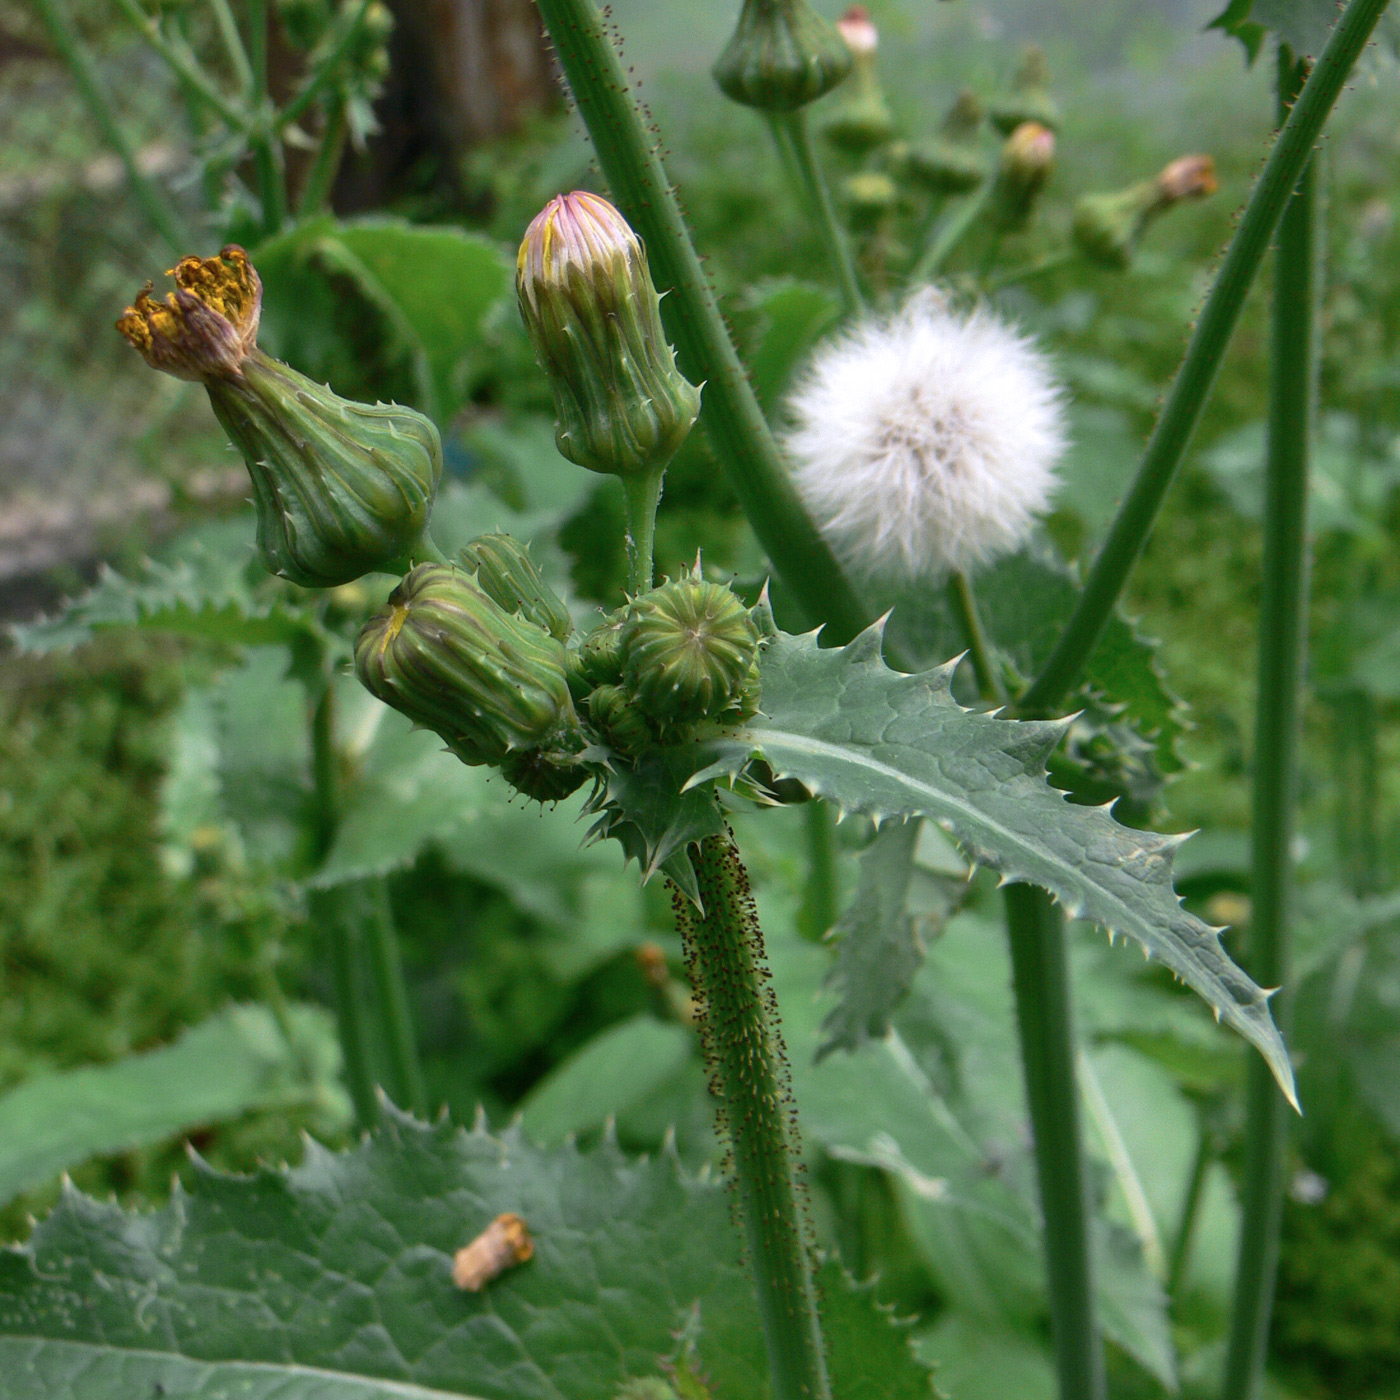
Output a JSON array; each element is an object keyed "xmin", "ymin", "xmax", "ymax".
[
  {"xmin": 1168, "ymin": 1114, "xmax": 1213, "ymax": 1304},
  {"xmin": 798, "ymin": 801, "xmax": 838, "ymax": 942},
  {"xmin": 771, "ymin": 108, "xmax": 865, "ymax": 317},
  {"xmin": 621, "ymin": 470, "xmax": 663, "ymax": 595},
  {"xmin": 679, "ymin": 832, "xmax": 830, "ymax": 1400},
  {"xmin": 33, "ymin": 0, "xmax": 187, "ymax": 254},
  {"xmin": 319, "ymin": 885, "xmax": 379, "ymax": 1131},
  {"xmin": 1220, "ymin": 46, "xmax": 1318, "ymax": 1400},
  {"xmin": 363, "ymin": 880, "xmax": 429, "ymax": 1117},
  {"xmin": 296, "ymin": 98, "xmax": 349, "ymax": 217},
  {"xmin": 310, "ymin": 682, "xmax": 340, "ymax": 863},
  {"xmin": 244, "ymin": 0, "xmax": 287, "ymax": 236},
  {"xmin": 984, "ymin": 248, "xmax": 1075, "ymax": 292},
  {"xmin": 276, "ymin": 0, "xmax": 375, "ymax": 132},
  {"xmin": 111, "ymin": 0, "xmax": 253, "ymax": 133},
  {"xmin": 208, "ymin": 0, "xmax": 255, "ymax": 93},
  {"xmin": 912, "ymin": 183, "xmax": 991, "ymax": 282},
  {"xmin": 1004, "ymin": 882, "xmax": 1106, "ymax": 1400},
  {"xmin": 531, "ymin": 0, "xmax": 872, "ymax": 643},
  {"xmin": 1019, "ymin": 0, "xmax": 1390, "ymax": 716},
  {"xmin": 946, "ymin": 570, "xmax": 1004, "ymax": 704}
]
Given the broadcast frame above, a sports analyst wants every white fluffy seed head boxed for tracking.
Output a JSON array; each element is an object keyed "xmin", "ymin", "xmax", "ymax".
[{"xmin": 782, "ymin": 289, "xmax": 1067, "ymax": 580}]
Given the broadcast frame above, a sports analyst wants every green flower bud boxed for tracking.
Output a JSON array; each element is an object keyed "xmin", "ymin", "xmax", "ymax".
[
  {"xmin": 118, "ymin": 247, "xmax": 442, "ymax": 588},
  {"xmin": 355, "ymin": 564, "xmax": 583, "ymax": 774},
  {"xmin": 903, "ymin": 92, "xmax": 987, "ymax": 195},
  {"xmin": 842, "ymin": 170, "xmax": 900, "ymax": 228},
  {"xmin": 587, "ymin": 683, "xmax": 653, "ymax": 753},
  {"xmin": 517, "ymin": 192, "xmax": 701, "ymax": 481},
  {"xmin": 822, "ymin": 8, "xmax": 896, "ymax": 153},
  {"xmin": 458, "ymin": 533, "xmax": 573, "ymax": 641},
  {"xmin": 622, "ymin": 572, "xmax": 761, "ymax": 726},
  {"xmin": 1072, "ymin": 155, "xmax": 1218, "ymax": 271},
  {"xmin": 990, "ymin": 121, "xmax": 1055, "ymax": 233},
  {"xmin": 712, "ymin": 0, "xmax": 853, "ymax": 112},
  {"xmin": 575, "ymin": 612, "xmax": 628, "ymax": 690},
  {"xmin": 500, "ymin": 749, "xmax": 589, "ymax": 803},
  {"xmin": 989, "ymin": 46, "xmax": 1060, "ymax": 136}
]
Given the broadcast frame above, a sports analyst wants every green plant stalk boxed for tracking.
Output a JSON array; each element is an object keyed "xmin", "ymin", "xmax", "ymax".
[
  {"xmin": 111, "ymin": 0, "xmax": 252, "ymax": 133},
  {"xmin": 947, "ymin": 570, "xmax": 1004, "ymax": 704},
  {"xmin": 680, "ymin": 832, "xmax": 830, "ymax": 1400},
  {"xmin": 532, "ymin": 0, "xmax": 872, "ymax": 643},
  {"xmin": 1168, "ymin": 1114, "xmax": 1213, "ymax": 1304},
  {"xmin": 308, "ymin": 680, "xmax": 425, "ymax": 1128},
  {"xmin": 797, "ymin": 801, "xmax": 838, "ymax": 942},
  {"xmin": 208, "ymin": 0, "xmax": 254, "ymax": 93},
  {"xmin": 771, "ymin": 108, "xmax": 865, "ymax": 317},
  {"xmin": 33, "ymin": 0, "xmax": 187, "ymax": 255},
  {"xmin": 1020, "ymin": 0, "xmax": 1390, "ymax": 715},
  {"xmin": 244, "ymin": 0, "xmax": 287, "ymax": 236},
  {"xmin": 296, "ymin": 98, "xmax": 349, "ymax": 216},
  {"xmin": 984, "ymin": 248, "xmax": 1075, "ymax": 292},
  {"xmin": 363, "ymin": 880, "xmax": 429, "ymax": 1117},
  {"xmin": 912, "ymin": 182, "xmax": 991, "ymax": 281},
  {"xmin": 318, "ymin": 885, "xmax": 379, "ymax": 1131},
  {"xmin": 1220, "ymin": 47, "xmax": 1318, "ymax": 1400},
  {"xmin": 621, "ymin": 470, "xmax": 664, "ymax": 595},
  {"xmin": 277, "ymin": 0, "xmax": 375, "ymax": 132},
  {"xmin": 1004, "ymin": 882, "xmax": 1106, "ymax": 1400}
]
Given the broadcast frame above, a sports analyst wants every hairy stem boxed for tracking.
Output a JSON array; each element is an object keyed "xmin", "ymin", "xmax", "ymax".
[
  {"xmin": 1220, "ymin": 46, "xmax": 1318, "ymax": 1400},
  {"xmin": 1004, "ymin": 882, "xmax": 1106, "ymax": 1400},
  {"xmin": 1020, "ymin": 0, "xmax": 1390, "ymax": 714},
  {"xmin": 678, "ymin": 832, "xmax": 830, "ymax": 1400},
  {"xmin": 532, "ymin": 0, "xmax": 871, "ymax": 643},
  {"xmin": 33, "ymin": 0, "xmax": 187, "ymax": 254},
  {"xmin": 771, "ymin": 109, "xmax": 865, "ymax": 317},
  {"xmin": 947, "ymin": 570, "xmax": 1004, "ymax": 704}
]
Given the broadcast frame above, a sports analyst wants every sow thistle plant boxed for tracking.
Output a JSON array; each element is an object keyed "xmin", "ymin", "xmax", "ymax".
[{"xmin": 10, "ymin": 0, "xmax": 1397, "ymax": 1398}]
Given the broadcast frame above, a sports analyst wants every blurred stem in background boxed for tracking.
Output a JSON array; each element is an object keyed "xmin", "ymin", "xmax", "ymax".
[
  {"xmin": 1220, "ymin": 44, "xmax": 1318, "ymax": 1400},
  {"xmin": 30, "ymin": 0, "xmax": 188, "ymax": 254}
]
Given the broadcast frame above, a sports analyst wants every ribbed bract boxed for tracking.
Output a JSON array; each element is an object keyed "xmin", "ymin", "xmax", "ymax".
[
  {"xmin": 207, "ymin": 349, "xmax": 441, "ymax": 587},
  {"xmin": 712, "ymin": 0, "xmax": 853, "ymax": 112},
  {"xmin": 458, "ymin": 533, "xmax": 573, "ymax": 641},
  {"xmin": 354, "ymin": 564, "xmax": 582, "ymax": 772},
  {"xmin": 622, "ymin": 575, "xmax": 761, "ymax": 725}
]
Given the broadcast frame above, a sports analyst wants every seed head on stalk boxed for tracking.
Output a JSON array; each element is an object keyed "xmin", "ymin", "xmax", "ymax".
[{"xmin": 783, "ymin": 289, "xmax": 1067, "ymax": 580}]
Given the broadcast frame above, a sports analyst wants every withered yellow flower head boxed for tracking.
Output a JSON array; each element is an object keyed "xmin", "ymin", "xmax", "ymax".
[{"xmin": 116, "ymin": 245, "xmax": 262, "ymax": 382}]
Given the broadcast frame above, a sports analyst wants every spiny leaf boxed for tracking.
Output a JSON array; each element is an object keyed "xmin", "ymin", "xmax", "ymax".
[
  {"xmin": 818, "ymin": 819, "xmax": 924, "ymax": 1060},
  {"xmin": 0, "ymin": 1110, "xmax": 931, "ymax": 1400},
  {"xmin": 698, "ymin": 625, "xmax": 1295, "ymax": 1107},
  {"xmin": 11, "ymin": 537, "xmax": 320, "ymax": 655}
]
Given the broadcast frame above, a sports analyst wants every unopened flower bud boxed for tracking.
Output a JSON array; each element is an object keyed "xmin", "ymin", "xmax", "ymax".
[
  {"xmin": 458, "ymin": 533, "xmax": 572, "ymax": 641},
  {"xmin": 1073, "ymin": 154, "xmax": 1218, "ymax": 271},
  {"xmin": 713, "ymin": 0, "xmax": 853, "ymax": 112},
  {"xmin": 517, "ymin": 192, "xmax": 701, "ymax": 481},
  {"xmin": 989, "ymin": 45, "xmax": 1060, "ymax": 135},
  {"xmin": 118, "ymin": 248, "xmax": 442, "ymax": 587},
  {"xmin": 842, "ymin": 170, "xmax": 900, "ymax": 229},
  {"xmin": 355, "ymin": 564, "xmax": 583, "ymax": 778},
  {"xmin": 622, "ymin": 571, "xmax": 761, "ymax": 726},
  {"xmin": 587, "ymin": 683, "xmax": 653, "ymax": 752},
  {"xmin": 990, "ymin": 121, "xmax": 1055, "ymax": 233},
  {"xmin": 904, "ymin": 90, "xmax": 988, "ymax": 195},
  {"xmin": 822, "ymin": 6, "xmax": 896, "ymax": 153}
]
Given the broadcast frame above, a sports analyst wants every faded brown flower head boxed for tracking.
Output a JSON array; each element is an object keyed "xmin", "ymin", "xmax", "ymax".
[
  {"xmin": 1156, "ymin": 154, "xmax": 1218, "ymax": 205},
  {"xmin": 116, "ymin": 245, "xmax": 261, "ymax": 381}
]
